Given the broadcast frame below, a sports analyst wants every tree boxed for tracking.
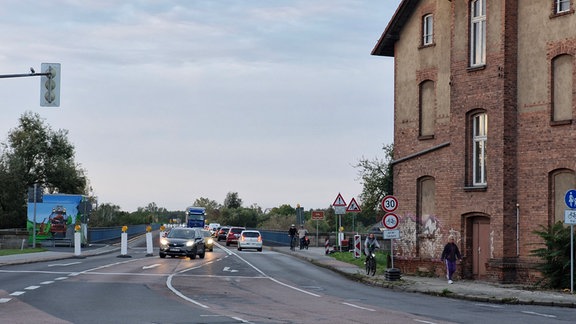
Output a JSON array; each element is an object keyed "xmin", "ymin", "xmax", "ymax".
[
  {"xmin": 354, "ymin": 143, "xmax": 394, "ymax": 225},
  {"xmin": 89, "ymin": 203, "xmax": 122, "ymax": 227},
  {"xmin": 531, "ymin": 221, "xmax": 573, "ymax": 289},
  {"xmin": 0, "ymin": 112, "xmax": 87, "ymax": 228},
  {"xmin": 223, "ymin": 192, "xmax": 242, "ymax": 209}
]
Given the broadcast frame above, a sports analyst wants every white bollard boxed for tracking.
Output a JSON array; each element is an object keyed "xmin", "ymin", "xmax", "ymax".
[
  {"xmin": 145, "ymin": 231, "xmax": 153, "ymax": 256},
  {"xmin": 74, "ymin": 232, "xmax": 82, "ymax": 256},
  {"xmin": 118, "ymin": 232, "xmax": 131, "ymax": 258}
]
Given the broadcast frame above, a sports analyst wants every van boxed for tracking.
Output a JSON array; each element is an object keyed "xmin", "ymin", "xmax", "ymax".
[{"xmin": 208, "ymin": 223, "xmax": 220, "ymax": 234}]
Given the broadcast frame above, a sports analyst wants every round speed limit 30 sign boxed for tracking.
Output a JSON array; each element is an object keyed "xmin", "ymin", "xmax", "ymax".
[
  {"xmin": 382, "ymin": 213, "xmax": 399, "ymax": 230},
  {"xmin": 381, "ymin": 195, "xmax": 398, "ymax": 213}
]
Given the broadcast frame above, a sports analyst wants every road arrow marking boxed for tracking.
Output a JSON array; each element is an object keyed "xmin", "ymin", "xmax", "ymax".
[
  {"xmin": 223, "ymin": 266, "xmax": 238, "ymax": 273},
  {"xmin": 142, "ymin": 264, "xmax": 161, "ymax": 270}
]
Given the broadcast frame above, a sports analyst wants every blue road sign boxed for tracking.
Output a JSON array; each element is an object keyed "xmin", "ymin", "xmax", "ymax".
[{"xmin": 565, "ymin": 189, "xmax": 576, "ymax": 209}]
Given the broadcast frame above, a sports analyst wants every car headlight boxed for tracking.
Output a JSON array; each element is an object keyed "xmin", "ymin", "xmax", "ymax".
[
  {"xmin": 160, "ymin": 238, "xmax": 168, "ymax": 246},
  {"xmin": 207, "ymin": 238, "xmax": 214, "ymax": 244},
  {"xmin": 186, "ymin": 240, "xmax": 195, "ymax": 247}
]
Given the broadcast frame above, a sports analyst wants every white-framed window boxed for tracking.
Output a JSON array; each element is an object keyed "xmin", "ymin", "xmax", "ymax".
[
  {"xmin": 423, "ymin": 14, "xmax": 433, "ymax": 46},
  {"xmin": 556, "ymin": 0, "xmax": 571, "ymax": 13},
  {"xmin": 472, "ymin": 113, "xmax": 488, "ymax": 186},
  {"xmin": 470, "ymin": 0, "xmax": 486, "ymax": 67}
]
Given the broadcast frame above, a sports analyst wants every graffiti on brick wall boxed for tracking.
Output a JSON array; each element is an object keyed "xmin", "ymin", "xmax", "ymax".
[{"xmin": 394, "ymin": 212, "xmax": 461, "ymax": 259}]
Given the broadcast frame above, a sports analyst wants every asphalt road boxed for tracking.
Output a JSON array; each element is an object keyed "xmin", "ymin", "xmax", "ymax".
[{"xmin": 1, "ymin": 241, "xmax": 575, "ymax": 323}]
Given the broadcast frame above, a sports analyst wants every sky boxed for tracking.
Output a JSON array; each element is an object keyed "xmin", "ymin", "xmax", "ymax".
[{"xmin": 0, "ymin": 0, "xmax": 402, "ymax": 212}]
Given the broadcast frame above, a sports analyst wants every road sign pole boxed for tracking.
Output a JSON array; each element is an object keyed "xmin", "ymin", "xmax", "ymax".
[
  {"xmin": 572, "ymin": 224, "xmax": 574, "ymax": 294},
  {"xmin": 390, "ymin": 238, "xmax": 394, "ymax": 269},
  {"xmin": 33, "ymin": 183, "xmax": 37, "ymax": 248},
  {"xmin": 316, "ymin": 220, "xmax": 319, "ymax": 247}
]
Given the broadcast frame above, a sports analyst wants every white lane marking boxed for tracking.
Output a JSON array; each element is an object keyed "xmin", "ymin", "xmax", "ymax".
[
  {"xmin": 54, "ymin": 277, "xmax": 68, "ymax": 281},
  {"xmin": 10, "ymin": 291, "xmax": 25, "ymax": 296},
  {"xmin": 25, "ymin": 286, "xmax": 40, "ymax": 290},
  {"xmin": 167, "ymin": 267, "xmax": 210, "ymax": 309},
  {"xmin": 40, "ymin": 281, "xmax": 55, "ymax": 285},
  {"xmin": 223, "ymin": 266, "xmax": 238, "ymax": 273},
  {"xmin": 414, "ymin": 320, "xmax": 440, "ymax": 324},
  {"xmin": 200, "ymin": 315, "xmax": 253, "ymax": 323},
  {"xmin": 474, "ymin": 303, "xmax": 504, "ymax": 308},
  {"xmin": 0, "ymin": 298, "xmax": 11, "ymax": 303},
  {"xmin": 142, "ymin": 264, "xmax": 161, "ymax": 270},
  {"xmin": 341, "ymin": 302, "xmax": 375, "ymax": 311},
  {"xmin": 219, "ymin": 245, "xmax": 322, "ymax": 297},
  {"xmin": 521, "ymin": 311, "xmax": 557, "ymax": 318},
  {"xmin": 48, "ymin": 262, "xmax": 82, "ymax": 267}
]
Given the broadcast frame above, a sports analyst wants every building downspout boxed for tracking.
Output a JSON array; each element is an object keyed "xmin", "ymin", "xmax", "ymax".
[{"xmin": 516, "ymin": 203, "xmax": 520, "ymax": 256}]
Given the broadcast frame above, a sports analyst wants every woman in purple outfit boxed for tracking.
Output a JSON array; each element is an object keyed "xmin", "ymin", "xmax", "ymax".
[{"xmin": 441, "ymin": 236, "xmax": 461, "ymax": 284}]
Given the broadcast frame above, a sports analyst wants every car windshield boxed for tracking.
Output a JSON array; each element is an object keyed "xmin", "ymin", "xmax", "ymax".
[
  {"xmin": 168, "ymin": 229, "xmax": 196, "ymax": 239},
  {"xmin": 243, "ymin": 232, "xmax": 260, "ymax": 238},
  {"xmin": 201, "ymin": 231, "xmax": 211, "ymax": 237},
  {"xmin": 231, "ymin": 228, "xmax": 244, "ymax": 234}
]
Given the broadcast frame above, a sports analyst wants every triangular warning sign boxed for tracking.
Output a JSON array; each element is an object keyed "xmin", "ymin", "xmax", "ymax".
[
  {"xmin": 332, "ymin": 193, "xmax": 347, "ymax": 206},
  {"xmin": 346, "ymin": 198, "xmax": 361, "ymax": 212}
]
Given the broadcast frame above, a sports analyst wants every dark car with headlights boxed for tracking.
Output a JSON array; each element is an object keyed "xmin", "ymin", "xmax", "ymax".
[
  {"xmin": 159, "ymin": 227, "xmax": 206, "ymax": 259},
  {"xmin": 216, "ymin": 226, "xmax": 230, "ymax": 241}
]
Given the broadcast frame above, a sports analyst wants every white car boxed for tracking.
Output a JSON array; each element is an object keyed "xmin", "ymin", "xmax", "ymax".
[{"xmin": 237, "ymin": 230, "xmax": 263, "ymax": 252}]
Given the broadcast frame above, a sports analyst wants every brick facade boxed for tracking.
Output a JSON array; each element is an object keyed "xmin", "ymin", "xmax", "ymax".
[{"xmin": 372, "ymin": 0, "xmax": 576, "ymax": 284}]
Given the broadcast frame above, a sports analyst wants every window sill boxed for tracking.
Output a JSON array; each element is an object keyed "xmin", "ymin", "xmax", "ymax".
[
  {"xmin": 463, "ymin": 185, "xmax": 487, "ymax": 192},
  {"xmin": 418, "ymin": 43, "xmax": 435, "ymax": 50},
  {"xmin": 550, "ymin": 119, "xmax": 572, "ymax": 126},
  {"xmin": 550, "ymin": 9, "xmax": 574, "ymax": 19},
  {"xmin": 418, "ymin": 134, "xmax": 435, "ymax": 140},
  {"xmin": 467, "ymin": 64, "xmax": 486, "ymax": 72}
]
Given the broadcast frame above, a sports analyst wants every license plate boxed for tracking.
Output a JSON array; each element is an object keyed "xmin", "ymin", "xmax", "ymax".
[{"xmin": 171, "ymin": 248, "xmax": 180, "ymax": 251}]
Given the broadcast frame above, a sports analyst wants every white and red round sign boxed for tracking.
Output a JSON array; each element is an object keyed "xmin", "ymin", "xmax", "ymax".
[
  {"xmin": 381, "ymin": 195, "xmax": 398, "ymax": 213},
  {"xmin": 382, "ymin": 213, "xmax": 399, "ymax": 230}
]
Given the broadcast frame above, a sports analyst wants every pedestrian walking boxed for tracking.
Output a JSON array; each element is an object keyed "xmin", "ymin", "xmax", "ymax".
[{"xmin": 441, "ymin": 236, "xmax": 461, "ymax": 284}]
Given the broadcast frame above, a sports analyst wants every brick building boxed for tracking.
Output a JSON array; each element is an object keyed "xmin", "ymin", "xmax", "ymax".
[{"xmin": 371, "ymin": 0, "xmax": 576, "ymax": 283}]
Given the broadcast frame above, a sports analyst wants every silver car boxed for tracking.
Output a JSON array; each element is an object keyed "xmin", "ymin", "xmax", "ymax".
[{"xmin": 237, "ymin": 230, "xmax": 262, "ymax": 252}]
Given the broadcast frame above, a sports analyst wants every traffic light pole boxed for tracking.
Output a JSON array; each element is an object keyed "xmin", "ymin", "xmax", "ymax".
[
  {"xmin": 0, "ymin": 71, "xmax": 51, "ymax": 78},
  {"xmin": 0, "ymin": 63, "xmax": 61, "ymax": 107}
]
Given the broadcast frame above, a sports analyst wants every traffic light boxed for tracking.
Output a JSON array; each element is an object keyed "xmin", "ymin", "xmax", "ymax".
[{"xmin": 40, "ymin": 63, "xmax": 60, "ymax": 107}]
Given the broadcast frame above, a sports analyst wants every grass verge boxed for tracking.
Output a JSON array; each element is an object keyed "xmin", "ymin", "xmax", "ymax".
[
  {"xmin": 329, "ymin": 251, "xmax": 389, "ymax": 275},
  {"xmin": 0, "ymin": 248, "xmax": 46, "ymax": 256}
]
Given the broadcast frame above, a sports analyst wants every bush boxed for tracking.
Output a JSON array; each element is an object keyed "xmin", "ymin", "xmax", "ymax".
[{"xmin": 530, "ymin": 221, "xmax": 573, "ymax": 289}]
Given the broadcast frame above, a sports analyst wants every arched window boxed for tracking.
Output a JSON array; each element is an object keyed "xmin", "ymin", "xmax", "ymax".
[
  {"xmin": 422, "ymin": 14, "xmax": 434, "ymax": 46},
  {"xmin": 550, "ymin": 169, "xmax": 576, "ymax": 224},
  {"xmin": 419, "ymin": 80, "xmax": 435, "ymax": 138},
  {"xmin": 418, "ymin": 176, "xmax": 436, "ymax": 236},
  {"xmin": 552, "ymin": 54, "xmax": 573, "ymax": 122},
  {"xmin": 472, "ymin": 112, "xmax": 488, "ymax": 186}
]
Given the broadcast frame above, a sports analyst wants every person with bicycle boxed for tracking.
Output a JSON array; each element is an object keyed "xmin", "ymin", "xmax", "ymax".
[
  {"xmin": 364, "ymin": 233, "xmax": 380, "ymax": 275},
  {"xmin": 288, "ymin": 224, "xmax": 298, "ymax": 250},
  {"xmin": 364, "ymin": 233, "xmax": 380, "ymax": 259},
  {"xmin": 298, "ymin": 225, "xmax": 308, "ymax": 250}
]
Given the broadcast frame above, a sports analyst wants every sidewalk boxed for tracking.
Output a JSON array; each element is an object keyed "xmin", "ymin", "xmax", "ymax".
[
  {"xmin": 272, "ymin": 246, "xmax": 576, "ymax": 308},
  {"xmin": 0, "ymin": 244, "xmax": 120, "ymax": 266},
  {"xmin": 2, "ymin": 244, "xmax": 575, "ymax": 308}
]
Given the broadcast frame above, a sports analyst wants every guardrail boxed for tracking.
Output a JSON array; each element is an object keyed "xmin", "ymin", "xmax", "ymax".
[{"xmin": 88, "ymin": 224, "xmax": 162, "ymax": 243}]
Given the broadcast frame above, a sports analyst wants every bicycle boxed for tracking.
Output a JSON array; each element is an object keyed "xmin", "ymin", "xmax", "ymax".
[{"xmin": 365, "ymin": 248, "xmax": 377, "ymax": 276}]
